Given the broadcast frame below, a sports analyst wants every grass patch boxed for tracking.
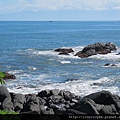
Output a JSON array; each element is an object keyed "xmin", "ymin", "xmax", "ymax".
[{"xmin": 0, "ymin": 110, "xmax": 18, "ymax": 114}]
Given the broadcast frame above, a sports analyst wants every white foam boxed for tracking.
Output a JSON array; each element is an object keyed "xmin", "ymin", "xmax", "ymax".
[
  {"xmin": 90, "ymin": 51, "xmax": 120, "ymax": 61},
  {"xmin": 28, "ymin": 66, "xmax": 37, "ymax": 70},
  {"xmin": 7, "ymin": 77, "xmax": 120, "ymax": 97},
  {"xmin": 8, "ymin": 70, "xmax": 23, "ymax": 74},
  {"xmin": 60, "ymin": 61, "xmax": 71, "ymax": 64},
  {"xmin": 23, "ymin": 46, "xmax": 83, "ymax": 59}
]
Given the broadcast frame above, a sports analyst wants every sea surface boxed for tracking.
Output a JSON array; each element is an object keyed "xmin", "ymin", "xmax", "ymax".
[{"xmin": 0, "ymin": 21, "xmax": 120, "ymax": 97}]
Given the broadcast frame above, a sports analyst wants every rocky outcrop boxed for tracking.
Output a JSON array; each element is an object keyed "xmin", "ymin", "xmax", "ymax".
[
  {"xmin": 1, "ymin": 86, "xmax": 120, "ymax": 115},
  {"xmin": 75, "ymin": 42, "xmax": 117, "ymax": 58},
  {"xmin": 54, "ymin": 48, "xmax": 74, "ymax": 55},
  {"xmin": 54, "ymin": 42, "xmax": 117, "ymax": 58},
  {"xmin": 3, "ymin": 72, "xmax": 16, "ymax": 80}
]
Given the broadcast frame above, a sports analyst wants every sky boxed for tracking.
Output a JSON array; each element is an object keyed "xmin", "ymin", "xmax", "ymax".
[{"xmin": 0, "ymin": 0, "xmax": 120, "ymax": 21}]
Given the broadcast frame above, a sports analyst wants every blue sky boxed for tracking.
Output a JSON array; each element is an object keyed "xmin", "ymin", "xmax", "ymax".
[{"xmin": 0, "ymin": 0, "xmax": 120, "ymax": 21}]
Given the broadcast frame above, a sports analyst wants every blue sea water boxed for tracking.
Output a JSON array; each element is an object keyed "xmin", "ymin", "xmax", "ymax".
[{"xmin": 0, "ymin": 21, "xmax": 120, "ymax": 96}]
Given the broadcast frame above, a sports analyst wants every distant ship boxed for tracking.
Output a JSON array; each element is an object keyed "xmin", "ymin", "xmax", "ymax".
[{"xmin": 49, "ymin": 21, "xmax": 52, "ymax": 22}]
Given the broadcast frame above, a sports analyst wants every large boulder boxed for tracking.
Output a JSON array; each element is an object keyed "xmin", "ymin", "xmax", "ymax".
[
  {"xmin": 0, "ymin": 86, "xmax": 11, "ymax": 102},
  {"xmin": 37, "ymin": 89, "xmax": 60, "ymax": 98},
  {"xmin": 0, "ymin": 86, "xmax": 14, "ymax": 111},
  {"xmin": 75, "ymin": 42, "xmax": 117, "ymax": 58},
  {"xmin": 77, "ymin": 98, "xmax": 100, "ymax": 114},
  {"xmin": 59, "ymin": 90, "xmax": 76, "ymax": 101},
  {"xmin": 99, "ymin": 105, "xmax": 118, "ymax": 114},
  {"xmin": 21, "ymin": 94, "xmax": 40, "ymax": 114},
  {"xmin": 2, "ymin": 97, "xmax": 14, "ymax": 111},
  {"xmin": 10, "ymin": 93, "xmax": 26, "ymax": 112}
]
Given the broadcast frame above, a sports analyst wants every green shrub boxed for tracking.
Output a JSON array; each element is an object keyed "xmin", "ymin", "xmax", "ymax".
[
  {"xmin": 0, "ymin": 110, "xmax": 18, "ymax": 114},
  {"xmin": 0, "ymin": 72, "xmax": 6, "ymax": 84}
]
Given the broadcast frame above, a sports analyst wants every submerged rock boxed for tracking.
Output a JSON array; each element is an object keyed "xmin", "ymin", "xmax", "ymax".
[{"xmin": 104, "ymin": 63, "xmax": 117, "ymax": 67}]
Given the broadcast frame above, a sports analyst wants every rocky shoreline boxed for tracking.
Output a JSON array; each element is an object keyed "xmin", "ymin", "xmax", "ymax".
[{"xmin": 0, "ymin": 86, "xmax": 120, "ymax": 115}]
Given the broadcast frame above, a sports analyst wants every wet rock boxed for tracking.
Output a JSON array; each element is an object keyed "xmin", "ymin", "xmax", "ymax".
[
  {"xmin": 54, "ymin": 48, "xmax": 74, "ymax": 53},
  {"xmin": 75, "ymin": 42, "xmax": 117, "ymax": 58},
  {"xmin": 104, "ymin": 63, "xmax": 116, "ymax": 66},
  {"xmin": 105, "ymin": 42, "xmax": 117, "ymax": 51},
  {"xmin": 3, "ymin": 72, "xmax": 16, "ymax": 80},
  {"xmin": 54, "ymin": 48, "xmax": 74, "ymax": 56},
  {"xmin": 58, "ymin": 52, "xmax": 69, "ymax": 55}
]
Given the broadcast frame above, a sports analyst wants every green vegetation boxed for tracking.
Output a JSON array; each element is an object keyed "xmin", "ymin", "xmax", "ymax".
[
  {"xmin": 0, "ymin": 110, "xmax": 18, "ymax": 114},
  {"xmin": 0, "ymin": 72, "xmax": 6, "ymax": 84},
  {"xmin": 0, "ymin": 110, "xmax": 20, "ymax": 120}
]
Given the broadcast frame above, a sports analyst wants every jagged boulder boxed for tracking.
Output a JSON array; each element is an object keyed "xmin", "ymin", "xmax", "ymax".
[{"xmin": 75, "ymin": 42, "xmax": 117, "ymax": 58}]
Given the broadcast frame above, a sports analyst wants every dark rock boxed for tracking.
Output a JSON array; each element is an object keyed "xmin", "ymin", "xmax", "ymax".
[
  {"xmin": 2, "ymin": 97, "xmax": 13, "ymax": 111},
  {"xmin": 13, "ymin": 103, "xmax": 23, "ymax": 112},
  {"xmin": 99, "ymin": 105, "xmax": 118, "ymax": 114},
  {"xmin": 105, "ymin": 42, "xmax": 117, "ymax": 51},
  {"xmin": 10, "ymin": 93, "xmax": 26, "ymax": 112},
  {"xmin": 3, "ymin": 72, "xmax": 16, "ymax": 80},
  {"xmin": 64, "ymin": 109, "xmax": 86, "ymax": 115},
  {"xmin": 83, "ymin": 91, "xmax": 113, "ymax": 105},
  {"xmin": 38, "ymin": 97, "xmax": 46, "ymax": 105},
  {"xmin": 65, "ymin": 78, "xmax": 78, "ymax": 82},
  {"xmin": 0, "ymin": 86, "xmax": 11, "ymax": 102},
  {"xmin": 21, "ymin": 111, "xmax": 40, "ymax": 114},
  {"xmin": 37, "ymin": 90, "xmax": 51, "ymax": 98},
  {"xmin": 37, "ymin": 89, "xmax": 60, "ymax": 98},
  {"xmin": 54, "ymin": 48, "xmax": 74, "ymax": 53},
  {"xmin": 104, "ymin": 63, "xmax": 116, "ymax": 66},
  {"xmin": 104, "ymin": 63, "xmax": 111, "ymax": 66},
  {"xmin": 54, "ymin": 48, "xmax": 74, "ymax": 56},
  {"xmin": 40, "ymin": 105, "xmax": 54, "ymax": 114},
  {"xmin": 10, "ymin": 93, "xmax": 26, "ymax": 104},
  {"xmin": 21, "ymin": 94, "xmax": 40, "ymax": 113},
  {"xmin": 75, "ymin": 42, "xmax": 117, "ymax": 58},
  {"xmin": 50, "ymin": 89, "xmax": 60, "ymax": 96},
  {"xmin": 78, "ymin": 98, "xmax": 99, "ymax": 114},
  {"xmin": 59, "ymin": 90, "xmax": 75, "ymax": 101},
  {"xmin": 58, "ymin": 52, "xmax": 69, "ymax": 55},
  {"xmin": 48, "ymin": 95, "xmax": 63, "ymax": 104}
]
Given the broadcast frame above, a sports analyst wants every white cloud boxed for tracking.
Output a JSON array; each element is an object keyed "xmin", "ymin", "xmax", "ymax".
[{"xmin": 0, "ymin": 0, "xmax": 120, "ymax": 14}]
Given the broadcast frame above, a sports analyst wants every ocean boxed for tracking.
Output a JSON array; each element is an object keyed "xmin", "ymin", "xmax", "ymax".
[{"xmin": 0, "ymin": 21, "xmax": 120, "ymax": 97}]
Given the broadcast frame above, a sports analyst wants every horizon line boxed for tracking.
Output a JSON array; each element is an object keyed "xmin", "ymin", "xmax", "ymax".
[{"xmin": 0, "ymin": 20, "xmax": 120, "ymax": 22}]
